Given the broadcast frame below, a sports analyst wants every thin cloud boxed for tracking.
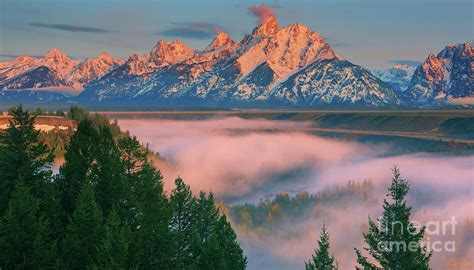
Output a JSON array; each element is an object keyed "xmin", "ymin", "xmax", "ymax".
[
  {"xmin": 389, "ymin": 60, "xmax": 422, "ymax": 67},
  {"xmin": 248, "ymin": 5, "xmax": 276, "ymax": 23},
  {"xmin": 329, "ymin": 41, "xmax": 352, "ymax": 48},
  {"xmin": 325, "ymin": 37, "xmax": 352, "ymax": 48},
  {"xmin": 157, "ymin": 22, "xmax": 224, "ymax": 40},
  {"xmin": 0, "ymin": 54, "xmax": 42, "ymax": 59},
  {"xmin": 29, "ymin": 22, "xmax": 110, "ymax": 33}
]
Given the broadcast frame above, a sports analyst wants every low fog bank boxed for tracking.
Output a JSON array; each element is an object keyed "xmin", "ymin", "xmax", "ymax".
[{"xmin": 118, "ymin": 117, "xmax": 474, "ymax": 270}]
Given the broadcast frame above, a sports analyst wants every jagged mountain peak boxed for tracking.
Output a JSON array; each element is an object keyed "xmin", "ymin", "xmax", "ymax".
[
  {"xmin": 439, "ymin": 42, "xmax": 472, "ymax": 58},
  {"xmin": 43, "ymin": 48, "xmax": 70, "ymax": 60},
  {"xmin": 67, "ymin": 52, "xmax": 124, "ymax": 88},
  {"xmin": 252, "ymin": 15, "xmax": 279, "ymax": 37},
  {"xmin": 283, "ymin": 23, "xmax": 315, "ymax": 35},
  {"xmin": 39, "ymin": 48, "xmax": 79, "ymax": 77},
  {"xmin": 14, "ymin": 55, "xmax": 38, "ymax": 63},
  {"xmin": 147, "ymin": 39, "xmax": 195, "ymax": 67},
  {"xmin": 126, "ymin": 53, "xmax": 143, "ymax": 63},
  {"xmin": 405, "ymin": 42, "xmax": 473, "ymax": 102},
  {"xmin": 96, "ymin": 52, "xmax": 114, "ymax": 62},
  {"xmin": 204, "ymin": 32, "xmax": 234, "ymax": 53},
  {"xmin": 120, "ymin": 54, "xmax": 149, "ymax": 76},
  {"xmin": 94, "ymin": 52, "xmax": 124, "ymax": 66},
  {"xmin": 236, "ymin": 19, "xmax": 336, "ymax": 80}
]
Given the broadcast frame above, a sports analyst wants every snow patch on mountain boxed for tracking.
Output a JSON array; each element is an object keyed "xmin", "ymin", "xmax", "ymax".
[{"xmin": 373, "ymin": 64, "xmax": 416, "ymax": 92}]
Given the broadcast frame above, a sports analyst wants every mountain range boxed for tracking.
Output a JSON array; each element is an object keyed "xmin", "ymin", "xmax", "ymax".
[{"xmin": 0, "ymin": 14, "xmax": 472, "ymax": 108}]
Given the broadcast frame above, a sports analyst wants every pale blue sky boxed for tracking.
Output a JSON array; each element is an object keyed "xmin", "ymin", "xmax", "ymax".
[{"xmin": 0, "ymin": 0, "xmax": 472, "ymax": 68}]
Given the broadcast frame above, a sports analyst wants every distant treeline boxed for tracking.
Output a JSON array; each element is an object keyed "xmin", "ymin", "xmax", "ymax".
[
  {"xmin": 0, "ymin": 105, "xmax": 247, "ymax": 269},
  {"xmin": 229, "ymin": 180, "xmax": 374, "ymax": 229}
]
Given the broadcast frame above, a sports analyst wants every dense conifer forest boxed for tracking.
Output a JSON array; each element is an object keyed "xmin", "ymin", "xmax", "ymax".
[{"xmin": 0, "ymin": 105, "xmax": 247, "ymax": 269}]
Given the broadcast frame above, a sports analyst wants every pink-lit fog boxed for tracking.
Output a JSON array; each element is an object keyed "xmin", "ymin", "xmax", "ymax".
[{"xmin": 117, "ymin": 117, "xmax": 473, "ymax": 270}]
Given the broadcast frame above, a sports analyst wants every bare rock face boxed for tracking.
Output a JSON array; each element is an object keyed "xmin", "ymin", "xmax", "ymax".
[{"xmin": 405, "ymin": 43, "xmax": 473, "ymax": 103}]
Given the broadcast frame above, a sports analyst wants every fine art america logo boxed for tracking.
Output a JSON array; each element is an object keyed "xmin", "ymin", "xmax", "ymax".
[{"xmin": 376, "ymin": 216, "xmax": 457, "ymax": 253}]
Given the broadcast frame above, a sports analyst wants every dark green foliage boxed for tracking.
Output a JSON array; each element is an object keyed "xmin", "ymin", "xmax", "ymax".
[
  {"xmin": 355, "ymin": 166, "xmax": 431, "ymax": 270},
  {"xmin": 306, "ymin": 225, "xmax": 338, "ymax": 270},
  {"xmin": 118, "ymin": 135, "xmax": 147, "ymax": 181},
  {"xmin": 190, "ymin": 192, "xmax": 220, "ymax": 269},
  {"xmin": 97, "ymin": 208, "xmax": 131, "ymax": 270},
  {"xmin": 39, "ymin": 128, "xmax": 73, "ymax": 157},
  {"xmin": 214, "ymin": 215, "xmax": 248, "ymax": 270},
  {"xmin": 191, "ymin": 192, "xmax": 247, "ymax": 270},
  {"xmin": 0, "ymin": 105, "xmax": 247, "ymax": 270},
  {"xmin": 62, "ymin": 182, "xmax": 103, "ymax": 269},
  {"xmin": 92, "ymin": 125, "xmax": 126, "ymax": 217},
  {"xmin": 0, "ymin": 183, "xmax": 57, "ymax": 269},
  {"xmin": 131, "ymin": 162, "xmax": 173, "ymax": 269},
  {"xmin": 68, "ymin": 105, "xmax": 89, "ymax": 123},
  {"xmin": 169, "ymin": 177, "xmax": 196, "ymax": 268},
  {"xmin": 0, "ymin": 105, "xmax": 53, "ymax": 214},
  {"xmin": 57, "ymin": 119, "xmax": 99, "ymax": 216}
]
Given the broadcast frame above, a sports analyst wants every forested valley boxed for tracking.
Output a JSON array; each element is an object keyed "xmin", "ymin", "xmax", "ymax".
[{"xmin": 0, "ymin": 106, "xmax": 438, "ymax": 269}]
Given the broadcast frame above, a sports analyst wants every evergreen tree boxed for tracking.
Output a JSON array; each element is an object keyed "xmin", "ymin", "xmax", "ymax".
[
  {"xmin": 0, "ymin": 183, "xmax": 56, "ymax": 269},
  {"xmin": 92, "ymin": 125, "xmax": 126, "ymax": 217},
  {"xmin": 117, "ymin": 135, "xmax": 148, "ymax": 229},
  {"xmin": 306, "ymin": 224, "xmax": 337, "ymax": 270},
  {"xmin": 62, "ymin": 182, "xmax": 103, "ymax": 269},
  {"xmin": 130, "ymin": 162, "xmax": 172, "ymax": 269},
  {"xmin": 215, "ymin": 215, "xmax": 248, "ymax": 270},
  {"xmin": 118, "ymin": 135, "xmax": 147, "ymax": 182},
  {"xmin": 97, "ymin": 208, "xmax": 131, "ymax": 270},
  {"xmin": 0, "ymin": 105, "xmax": 52, "ymax": 214},
  {"xmin": 355, "ymin": 166, "xmax": 431, "ymax": 270},
  {"xmin": 57, "ymin": 119, "xmax": 98, "ymax": 216},
  {"xmin": 191, "ymin": 192, "xmax": 225, "ymax": 269},
  {"xmin": 169, "ymin": 177, "xmax": 196, "ymax": 268},
  {"xmin": 68, "ymin": 106, "xmax": 89, "ymax": 123}
]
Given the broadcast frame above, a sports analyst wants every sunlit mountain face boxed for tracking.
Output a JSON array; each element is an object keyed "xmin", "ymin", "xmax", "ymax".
[{"xmin": 0, "ymin": 5, "xmax": 471, "ymax": 107}]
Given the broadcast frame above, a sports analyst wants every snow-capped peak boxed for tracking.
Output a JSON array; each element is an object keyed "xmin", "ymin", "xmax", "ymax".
[
  {"xmin": 96, "ymin": 52, "xmax": 114, "ymax": 62},
  {"xmin": 40, "ymin": 48, "xmax": 79, "ymax": 77},
  {"xmin": 252, "ymin": 14, "xmax": 279, "ymax": 38},
  {"xmin": 66, "ymin": 52, "xmax": 124, "ymax": 88},
  {"xmin": 236, "ymin": 18, "xmax": 335, "ymax": 80},
  {"xmin": 373, "ymin": 64, "xmax": 416, "ymax": 91},
  {"xmin": 43, "ymin": 48, "xmax": 70, "ymax": 61},
  {"xmin": 147, "ymin": 40, "xmax": 195, "ymax": 67},
  {"xmin": 203, "ymin": 32, "xmax": 234, "ymax": 53}
]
